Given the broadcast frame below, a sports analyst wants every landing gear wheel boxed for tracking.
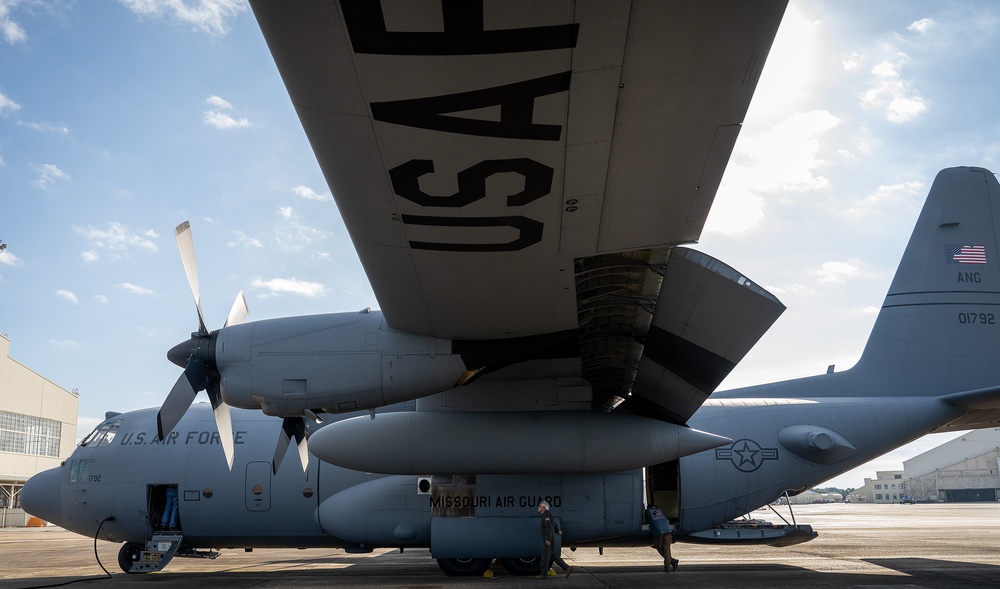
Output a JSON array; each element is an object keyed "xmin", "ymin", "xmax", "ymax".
[
  {"xmin": 436, "ymin": 557, "xmax": 493, "ymax": 576},
  {"xmin": 118, "ymin": 542, "xmax": 147, "ymax": 574},
  {"xmin": 500, "ymin": 556, "xmax": 541, "ymax": 576}
]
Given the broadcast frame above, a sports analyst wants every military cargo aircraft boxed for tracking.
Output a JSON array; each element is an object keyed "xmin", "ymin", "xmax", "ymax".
[
  {"xmin": 23, "ymin": 165, "xmax": 1000, "ymax": 575},
  {"xmin": 18, "ymin": 0, "xmax": 1000, "ymax": 578}
]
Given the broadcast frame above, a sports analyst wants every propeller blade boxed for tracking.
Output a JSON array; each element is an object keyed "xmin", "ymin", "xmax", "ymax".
[
  {"xmin": 207, "ymin": 382, "xmax": 235, "ymax": 470},
  {"xmin": 174, "ymin": 221, "xmax": 207, "ymax": 334},
  {"xmin": 156, "ymin": 355, "xmax": 209, "ymax": 441},
  {"xmin": 272, "ymin": 420, "xmax": 292, "ymax": 475},
  {"xmin": 273, "ymin": 417, "xmax": 310, "ymax": 474},
  {"xmin": 224, "ymin": 290, "xmax": 249, "ymax": 327},
  {"xmin": 295, "ymin": 429, "xmax": 310, "ymax": 474},
  {"xmin": 157, "ymin": 370, "xmax": 198, "ymax": 442}
]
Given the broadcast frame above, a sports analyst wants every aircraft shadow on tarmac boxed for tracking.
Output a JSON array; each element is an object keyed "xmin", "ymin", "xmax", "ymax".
[{"xmin": 8, "ymin": 553, "xmax": 1000, "ymax": 588}]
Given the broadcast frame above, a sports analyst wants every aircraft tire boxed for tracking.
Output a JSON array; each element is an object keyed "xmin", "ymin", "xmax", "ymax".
[
  {"xmin": 117, "ymin": 542, "xmax": 147, "ymax": 574},
  {"xmin": 499, "ymin": 556, "xmax": 541, "ymax": 576},
  {"xmin": 436, "ymin": 557, "xmax": 493, "ymax": 576}
]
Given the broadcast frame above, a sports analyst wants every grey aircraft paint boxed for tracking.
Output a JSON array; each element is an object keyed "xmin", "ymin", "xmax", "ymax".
[{"xmin": 22, "ymin": 166, "xmax": 1000, "ymax": 576}]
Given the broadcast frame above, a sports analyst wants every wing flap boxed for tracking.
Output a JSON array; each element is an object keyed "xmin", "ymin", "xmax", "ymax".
[{"xmin": 625, "ymin": 248, "xmax": 785, "ymax": 422}]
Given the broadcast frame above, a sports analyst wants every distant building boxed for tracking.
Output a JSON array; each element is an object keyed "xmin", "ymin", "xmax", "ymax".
[
  {"xmin": 904, "ymin": 429, "xmax": 1000, "ymax": 502},
  {"xmin": 849, "ymin": 470, "xmax": 906, "ymax": 504},
  {"xmin": 0, "ymin": 334, "xmax": 79, "ymax": 526},
  {"xmin": 788, "ymin": 490, "xmax": 843, "ymax": 504}
]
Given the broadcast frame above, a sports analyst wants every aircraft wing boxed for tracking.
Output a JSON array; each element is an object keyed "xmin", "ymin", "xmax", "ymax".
[{"xmin": 248, "ymin": 1, "xmax": 787, "ymax": 418}]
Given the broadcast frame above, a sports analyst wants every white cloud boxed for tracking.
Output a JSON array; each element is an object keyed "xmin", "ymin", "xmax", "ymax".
[
  {"xmin": 18, "ymin": 120, "xmax": 71, "ymax": 135},
  {"xmin": 0, "ymin": 91, "xmax": 20, "ymax": 114},
  {"xmin": 0, "ymin": 250, "xmax": 21, "ymax": 266},
  {"xmin": 856, "ymin": 180, "xmax": 924, "ymax": 207},
  {"xmin": 0, "ymin": 1, "xmax": 27, "ymax": 44},
  {"xmin": 705, "ymin": 110, "xmax": 841, "ymax": 235},
  {"xmin": 55, "ymin": 289, "xmax": 79, "ymax": 304},
  {"xmin": 203, "ymin": 109, "xmax": 250, "ymax": 129},
  {"xmin": 50, "ymin": 339, "xmax": 79, "ymax": 349},
  {"xmin": 119, "ymin": 0, "xmax": 248, "ymax": 36},
  {"xmin": 908, "ymin": 18, "xmax": 935, "ymax": 34},
  {"xmin": 741, "ymin": 2, "xmax": 823, "ymax": 123},
  {"xmin": 815, "ymin": 260, "xmax": 861, "ymax": 284},
  {"xmin": 274, "ymin": 212, "xmax": 332, "ymax": 251},
  {"xmin": 118, "ymin": 282, "xmax": 155, "ymax": 296},
  {"xmin": 841, "ymin": 52, "xmax": 862, "ymax": 72},
  {"xmin": 205, "ymin": 95, "xmax": 232, "ymax": 109},
  {"xmin": 81, "ymin": 250, "xmax": 99, "ymax": 263},
  {"xmin": 202, "ymin": 95, "xmax": 251, "ymax": 128},
  {"xmin": 31, "ymin": 163, "xmax": 71, "ymax": 189},
  {"xmin": 765, "ymin": 283, "xmax": 813, "ymax": 296},
  {"xmin": 252, "ymin": 277, "xmax": 326, "ymax": 298},
  {"xmin": 75, "ymin": 222, "xmax": 159, "ymax": 254},
  {"xmin": 702, "ymin": 186, "xmax": 765, "ymax": 237},
  {"xmin": 92, "ymin": 294, "xmax": 109, "ymax": 304},
  {"xmin": 230, "ymin": 230, "xmax": 263, "ymax": 248},
  {"xmin": 293, "ymin": 185, "xmax": 333, "ymax": 202},
  {"xmin": 860, "ymin": 56, "xmax": 927, "ymax": 123}
]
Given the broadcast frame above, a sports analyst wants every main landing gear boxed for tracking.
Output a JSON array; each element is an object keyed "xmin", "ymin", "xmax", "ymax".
[{"xmin": 436, "ymin": 556, "xmax": 542, "ymax": 576}]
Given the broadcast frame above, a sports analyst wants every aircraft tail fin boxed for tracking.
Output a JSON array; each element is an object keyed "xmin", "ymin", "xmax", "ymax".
[{"xmin": 851, "ymin": 166, "xmax": 1000, "ymax": 395}]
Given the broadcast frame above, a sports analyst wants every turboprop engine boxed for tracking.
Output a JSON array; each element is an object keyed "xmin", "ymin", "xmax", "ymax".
[{"xmin": 202, "ymin": 308, "xmax": 468, "ymax": 415}]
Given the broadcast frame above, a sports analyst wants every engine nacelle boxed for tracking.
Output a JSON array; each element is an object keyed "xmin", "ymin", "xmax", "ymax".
[{"xmin": 214, "ymin": 309, "xmax": 467, "ymax": 415}]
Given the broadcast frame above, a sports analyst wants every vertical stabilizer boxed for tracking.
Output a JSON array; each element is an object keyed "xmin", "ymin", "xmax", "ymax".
[{"xmin": 853, "ymin": 166, "xmax": 1000, "ymax": 395}]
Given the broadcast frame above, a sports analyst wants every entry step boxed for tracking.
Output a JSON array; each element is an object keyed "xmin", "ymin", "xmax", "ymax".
[{"xmin": 130, "ymin": 533, "xmax": 184, "ymax": 573}]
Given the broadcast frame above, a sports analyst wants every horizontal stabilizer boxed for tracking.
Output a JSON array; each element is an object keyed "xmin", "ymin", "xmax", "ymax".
[
  {"xmin": 939, "ymin": 385, "xmax": 1000, "ymax": 431},
  {"xmin": 943, "ymin": 385, "xmax": 1000, "ymax": 410}
]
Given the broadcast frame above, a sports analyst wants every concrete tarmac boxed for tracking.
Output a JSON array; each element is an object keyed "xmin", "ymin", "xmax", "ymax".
[{"xmin": 2, "ymin": 503, "xmax": 999, "ymax": 588}]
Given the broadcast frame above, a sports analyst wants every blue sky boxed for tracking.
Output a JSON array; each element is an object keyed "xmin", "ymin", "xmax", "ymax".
[{"xmin": 2, "ymin": 1, "xmax": 1000, "ymax": 489}]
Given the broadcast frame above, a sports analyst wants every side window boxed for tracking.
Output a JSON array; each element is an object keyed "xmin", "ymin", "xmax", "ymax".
[{"xmin": 70, "ymin": 459, "xmax": 94, "ymax": 483}]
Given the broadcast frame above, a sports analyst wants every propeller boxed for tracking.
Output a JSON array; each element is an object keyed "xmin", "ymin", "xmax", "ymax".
[
  {"xmin": 272, "ymin": 416, "xmax": 310, "ymax": 475},
  {"xmin": 157, "ymin": 221, "xmax": 248, "ymax": 470}
]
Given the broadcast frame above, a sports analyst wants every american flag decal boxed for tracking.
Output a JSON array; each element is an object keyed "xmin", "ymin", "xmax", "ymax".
[{"xmin": 947, "ymin": 244, "xmax": 987, "ymax": 264}]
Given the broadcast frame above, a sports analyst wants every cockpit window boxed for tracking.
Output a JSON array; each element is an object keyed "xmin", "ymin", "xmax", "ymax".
[{"xmin": 79, "ymin": 418, "xmax": 122, "ymax": 447}]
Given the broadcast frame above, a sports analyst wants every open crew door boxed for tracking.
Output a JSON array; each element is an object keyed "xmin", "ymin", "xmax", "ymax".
[{"xmin": 646, "ymin": 461, "xmax": 679, "ymax": 521}]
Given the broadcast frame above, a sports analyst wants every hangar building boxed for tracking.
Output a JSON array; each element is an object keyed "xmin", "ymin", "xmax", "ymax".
[
  {"xmin": 904, "ymin": 429, "xmax": 1000, "ymax": 502},
  {"xmin": 0, "ymin": 334, "xmax": 78, "ymax": 526}
]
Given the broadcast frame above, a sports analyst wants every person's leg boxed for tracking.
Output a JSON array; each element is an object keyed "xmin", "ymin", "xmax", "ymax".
[
  {"xmin": 161, "ymin": 492, "xmax": 174, "ymax": 528},
  {"xmin": 664, "ymin": 534, "xmax": 678, "ymax": 571},
  {"xmin": 553, "ymin": 553, "xmax": 572, "ymax": 576},
  {"xmin": 539, "ymin": 542, "xmax": 552, "ymax": 577}
]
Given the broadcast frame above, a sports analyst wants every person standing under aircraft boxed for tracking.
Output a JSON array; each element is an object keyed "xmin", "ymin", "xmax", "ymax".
[
  {"xmin": 647, "ymin": 505, "xmax": 678, "ymax": 571},
  {"xmin": 537, "ymin": 500, "xmax": 572, "ymax": 578},
  {"xmin": 161, "ymin": 486, "xmax": 179, "ymax": 531}
]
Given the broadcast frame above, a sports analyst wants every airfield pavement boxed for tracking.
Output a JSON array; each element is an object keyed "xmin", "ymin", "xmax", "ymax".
[{"xmin": 1, "ymin": 502, "xmax": 998, "ymax": 588}]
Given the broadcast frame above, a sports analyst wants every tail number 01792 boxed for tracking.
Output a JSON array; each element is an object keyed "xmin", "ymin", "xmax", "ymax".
[{"xmin": 958, "ymin": 312, "xmax": 996, "ymax": 325}]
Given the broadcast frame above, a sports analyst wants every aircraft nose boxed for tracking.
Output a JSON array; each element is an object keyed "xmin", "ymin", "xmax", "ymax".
[{"xmin": 21, "ymin": 467, "xmax": 63, "ymax": 526}]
